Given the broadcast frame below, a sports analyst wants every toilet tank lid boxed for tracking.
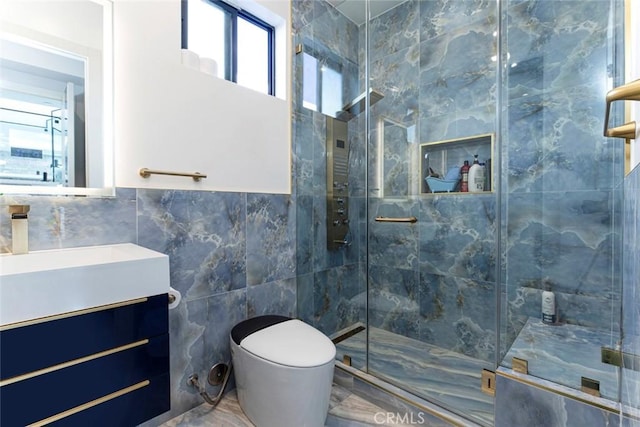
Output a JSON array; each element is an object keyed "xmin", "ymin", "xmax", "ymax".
[{"xmin": 240, "ymin": 319, "xmax": 336, "ymax": 368}]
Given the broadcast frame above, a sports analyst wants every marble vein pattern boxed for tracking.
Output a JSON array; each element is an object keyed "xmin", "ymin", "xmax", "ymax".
[
  {"xmin": 500, "ymin": 0, "xmax": 625, "ymax": 378},
  {"xmin": 136, "ymin": 189, "xmax": 298, "ymax": 425},
  {"xmin": 159, "ymin": 383, "xmax": 436, "ymax": 427},
  {"xmin": 246, "ymin": 193, "xmax": 296, "ymax": 286},
  {"xmin": 0, "ymin": 188, "xmax": 137, "ymax": 252},
  {"xmin": 336, "ymin": 327, "xmax": 494, "ymax": 426},
  {"xmin": 137, "ymin": 189, "xmax": 247, "ymax": 299},
  {"xmin": 503, "ymin": 317, "xmax": 640, "ymax": 404},
  {"xmin": 495, "ymin": 369, "xmax": 623, "ymax": 427},
  {"xmin": 0, "ymin": 185, "xmax": 303, "ymax": 426}
]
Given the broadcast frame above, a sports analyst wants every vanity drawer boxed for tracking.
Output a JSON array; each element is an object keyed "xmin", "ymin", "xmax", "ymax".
[
  {"xmin": 0, "ymin": 334, "xmax": 169, "ymax": 426},
  {"xmin": 47, "ymin": 373, "xmax": 170, "ymax": 427},
  {"xmin": 0, "ymin": 293, "xmax": 168, "ymax": 380}
]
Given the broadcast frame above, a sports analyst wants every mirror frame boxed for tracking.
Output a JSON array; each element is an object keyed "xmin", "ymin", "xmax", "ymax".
[{"xmin": 0, "ymin": 0, "xmax": 114, "ymax": 197}]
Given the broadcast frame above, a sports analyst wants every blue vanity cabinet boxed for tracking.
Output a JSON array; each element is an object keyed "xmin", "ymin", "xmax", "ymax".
[{"xmin": 0, "ymin": 294, "xmax": 170, "ymax": 426}]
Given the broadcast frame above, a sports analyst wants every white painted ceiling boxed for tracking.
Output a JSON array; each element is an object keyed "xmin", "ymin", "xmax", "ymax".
[{"xmin": 326, "ymin": 0, "xmax": 405, "ymax": 25}]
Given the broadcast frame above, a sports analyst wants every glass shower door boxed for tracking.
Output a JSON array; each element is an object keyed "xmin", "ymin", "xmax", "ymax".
[
  {"xmin": 365, "ymin": 1, "xmax": 498, "ymax": 425},
  {"xmin": 498, "ymin": 0, "xmax": 625, "ymax": 406}
]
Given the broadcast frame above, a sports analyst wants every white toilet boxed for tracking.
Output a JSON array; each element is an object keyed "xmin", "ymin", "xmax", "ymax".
[{"xmin": 230, "ymin": 315, "xmax": 336, "ymax": 427}]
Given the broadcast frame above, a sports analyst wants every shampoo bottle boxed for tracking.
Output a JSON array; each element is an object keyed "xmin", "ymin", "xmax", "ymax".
[
  {"xmin": 484, "ymin": 158, "xmax": 492, "ymax": 191},
  {"xmin": 460, "ymin": 160, "xmax": 470, "ymax": 192},
  {"xmin": 541, "ymin": 286, "xmax": 556, "ymax": 324},
  {"xmin": 468, "ymin": 154, "xmax": 485, "ymax": 192},
  {"xmin": 9, "ymin": 205, "xmax": 30, "ymax": 254}
]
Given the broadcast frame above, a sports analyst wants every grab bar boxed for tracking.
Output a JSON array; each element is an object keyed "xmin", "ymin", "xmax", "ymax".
[
  {"xmin": 139, "ymin": 168, "xmax": 207, "ymax": 182},
  {"xmin": 375, "ymin": 216, "xmax": 418, "ymax": 223},
  {"xmin": 603, "ymin": 79, "xmax": 640, "ymax": 139}
]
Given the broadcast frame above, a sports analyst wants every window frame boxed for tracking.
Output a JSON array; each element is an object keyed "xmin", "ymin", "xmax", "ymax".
[{"xmin": 181, "ymin": 0, "xmax": 275, "ymax": 96}]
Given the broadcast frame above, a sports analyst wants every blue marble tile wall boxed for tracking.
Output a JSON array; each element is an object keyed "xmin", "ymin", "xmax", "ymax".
[
  {"xmin": 495, "ymin": 370, "xmax": 623, "ymax": 427},
  {"xmin": 622, "ymin": 163, "xmax": 640, "ymax": 413},
  {"xmin": 364, "ymin": 0, "xmax": 498, "ymax": 363},
  {"xmin": 501, "ymin": 0, "xmax": 625, "ymax": 353},
  {"xmin": 293, "ymin": 0, "xmax": 367, "ymax": 337},
  {"xmin": 0, "ymin": 189, "xmax": 296, "ymax": 425}
]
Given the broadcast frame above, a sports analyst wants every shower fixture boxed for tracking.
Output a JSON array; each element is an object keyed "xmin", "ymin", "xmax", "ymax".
[
  {"xmin": 603, "ymin": 78, "xmax": 640, "ymax": 139},
  {"xmin": 337, "ymin": 88, "xmax": 384, "ymax": 121},
  {"xmin": 327, "ymin": 88, "xmax": 384, "ymax": 250},
  {"xmin": 326, "ymin": 117, "xmax": 351, "ymax": 250}
]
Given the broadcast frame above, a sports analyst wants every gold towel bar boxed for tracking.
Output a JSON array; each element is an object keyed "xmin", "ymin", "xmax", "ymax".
[
  {"xmin": 603, "ymin": 79, "xmax": 640, "ymax": 139},
  {"xmin": 139, "ymin": 168, "xmax": 207, "ymax": 181},
  {"xmin": 375, "ymin": 216, "xmax": 418, "ymax": 223}
]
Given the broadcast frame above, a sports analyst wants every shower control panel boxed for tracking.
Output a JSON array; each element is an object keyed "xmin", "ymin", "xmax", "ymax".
[{"xmin": 327, "ymin": 118, "xmax": 350, "ymax": 250}]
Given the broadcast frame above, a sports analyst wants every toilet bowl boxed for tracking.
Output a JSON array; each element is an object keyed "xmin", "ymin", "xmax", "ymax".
[{"xmin": 230, "ymin": 315, "xmax": 336, "ymax": 427}]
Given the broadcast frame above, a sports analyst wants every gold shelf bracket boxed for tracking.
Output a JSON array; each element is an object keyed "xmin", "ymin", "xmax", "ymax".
[
  {"xmin": 601, "ymin": 346, "xmax": 640, "ymax": 371},
  {"xmin": 512, "ymin": 357, "xmax": 529, "ymax": 374},
  {"xmin": 581, "ymin": 377, "xmax": 601, "ymax": 397}
]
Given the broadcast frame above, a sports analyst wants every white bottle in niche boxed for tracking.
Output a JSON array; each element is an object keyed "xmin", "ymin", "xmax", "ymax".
[
  {"xmin": 9, "ymin": 205, "xmax": 30, "ymax": 255},
  {"xmin": 468, "ymin": 154, "xmax": 485, "ymax": 192},
  {"xmin": 541, "ymin": 288, "xmax": 556, "ymax": 324}
]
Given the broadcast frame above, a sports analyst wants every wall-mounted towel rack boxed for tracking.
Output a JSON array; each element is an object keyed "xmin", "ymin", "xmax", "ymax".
[
  {"xmin": 603, "ymin": 79, "xmax": 640, "ymax": 139},
  {"xmin": 139, "ymin": 168, "xmax": 207, "ymax": 182}
]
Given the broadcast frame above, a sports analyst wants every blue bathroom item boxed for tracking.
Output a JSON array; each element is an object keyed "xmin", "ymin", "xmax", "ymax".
[
  {"xmin": 444, "ymin": 166, "xmax": 461, "ymax": 181},
  {"xmin": 425, "ymin": 177, "xmax": 459, "ymax": 193}
]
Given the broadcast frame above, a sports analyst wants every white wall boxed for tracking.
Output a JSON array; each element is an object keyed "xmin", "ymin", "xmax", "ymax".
[{"xmin": 113, "ymin": 0, "xmax": 292, "ymax": 194}]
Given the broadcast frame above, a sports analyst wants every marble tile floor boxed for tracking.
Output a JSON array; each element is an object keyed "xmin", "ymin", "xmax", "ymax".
[
  {"xmin": 335, "ymin": 327, "xmax": 494, "ymax": 426},
  {"xmin": 160, "ymin": 382, "xmax": 434, "ymax": 426}
]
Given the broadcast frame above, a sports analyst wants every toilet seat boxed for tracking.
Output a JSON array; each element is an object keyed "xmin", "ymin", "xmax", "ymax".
[{"xmin": 240, "ymin": 319, "xmax": 335, "ymax": 368}]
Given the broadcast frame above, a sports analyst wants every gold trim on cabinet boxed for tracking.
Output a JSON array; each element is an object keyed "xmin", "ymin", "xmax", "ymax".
[
  {"xmin": 0, "ymin": 339, "xmax": 149, "ymax": 387},
  {"xmin": 26, "ymin": 380, "xmax": 150, "ymax": 427},
  {"xmin": 0, "ymin": 297, "xmax": 148, "ymax": 332}
]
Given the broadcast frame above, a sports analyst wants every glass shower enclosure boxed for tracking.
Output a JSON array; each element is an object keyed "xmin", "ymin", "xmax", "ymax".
[{"xmin": 294, "ymin": 0, "xmax": 631, "ymax": 425}]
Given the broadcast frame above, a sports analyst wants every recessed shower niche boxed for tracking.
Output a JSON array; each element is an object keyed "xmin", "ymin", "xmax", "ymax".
[{"xmin": 420, "ymin": 133, "xmax": 494, "ymax": 195}]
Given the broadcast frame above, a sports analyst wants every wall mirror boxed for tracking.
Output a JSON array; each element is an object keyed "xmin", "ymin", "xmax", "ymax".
[{"xmin": 0, "ymin": 0, "xmax": 114, "ymax": 196}]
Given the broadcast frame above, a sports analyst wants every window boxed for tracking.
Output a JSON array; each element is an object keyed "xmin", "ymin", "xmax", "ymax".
[{"xmin": 182, "ymin": 0, "xmax": 275, "ymax": 96}]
